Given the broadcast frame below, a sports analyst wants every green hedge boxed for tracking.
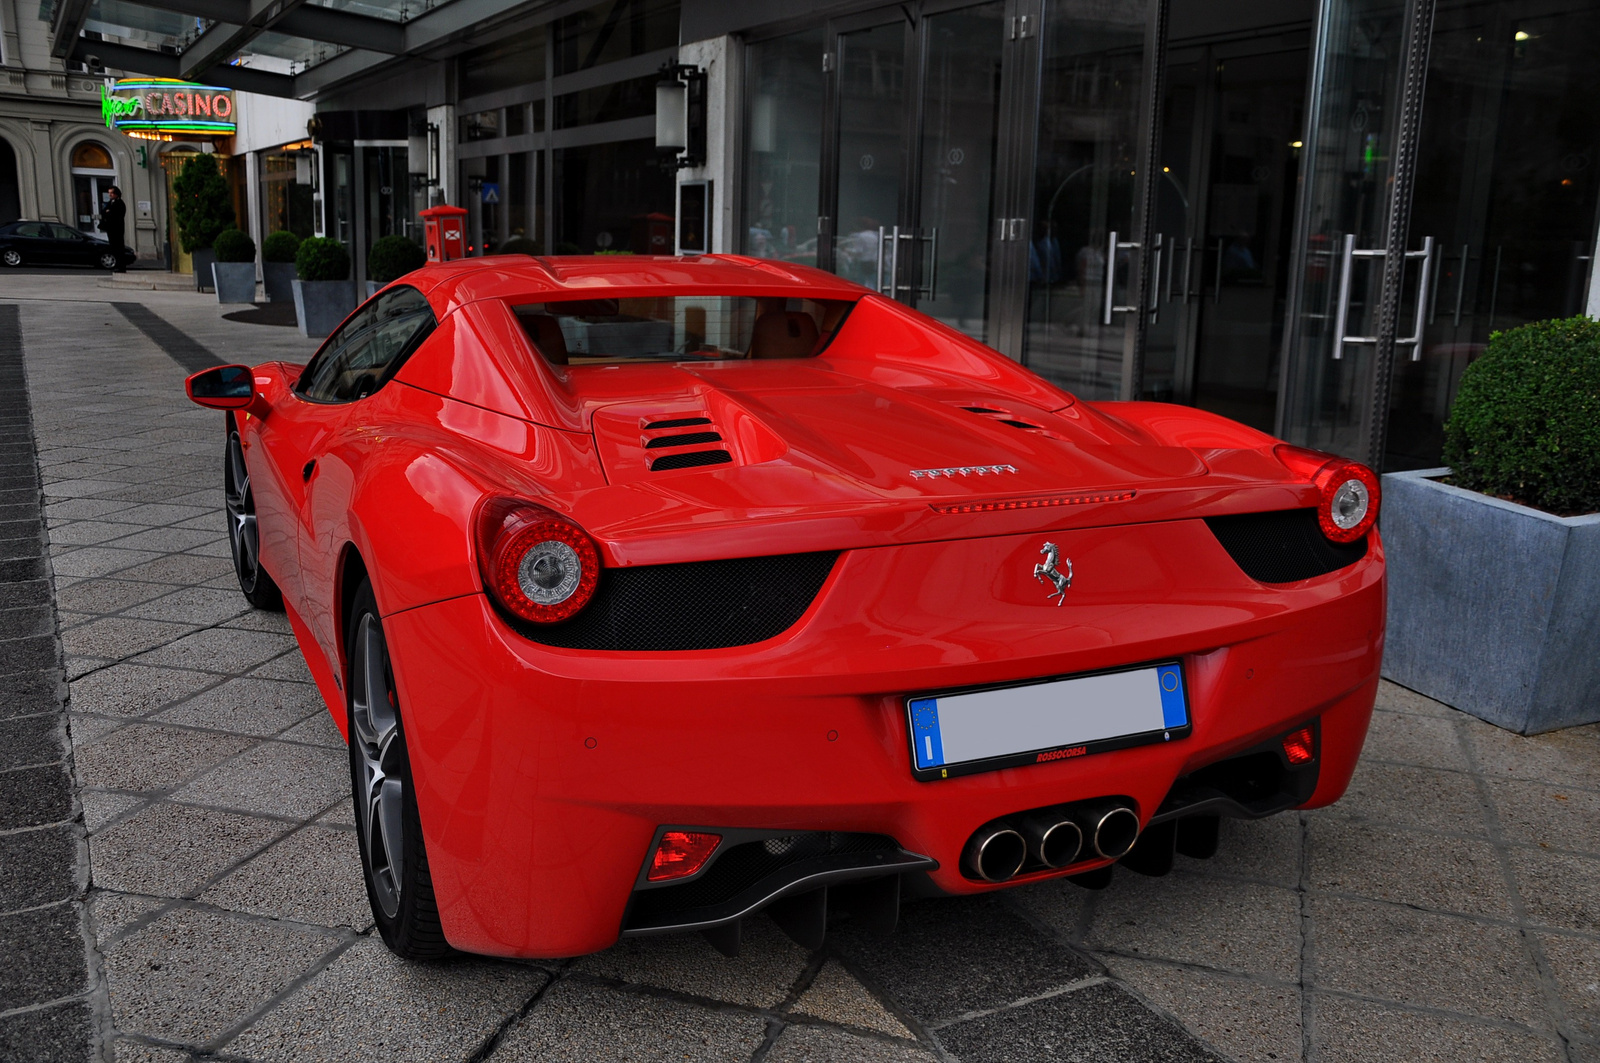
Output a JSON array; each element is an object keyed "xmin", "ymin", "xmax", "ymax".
[
  {"xmin": 212, "ymin": 228, "xmax": 255, "ymax": 263},
  {"xmin": 367, "ymin": 235, "xmax": 427, "ymax": 282},
  {"xmin": 262, "ymin": 230, "xmax": 301, "ymax": 263},
  {"xmin": 295, "ymin": 237, "xmax": 351, "ymax": 282},
  {"xmin": 1442, "ymin": 316, "xmax": 1600, "ymax": 515}
]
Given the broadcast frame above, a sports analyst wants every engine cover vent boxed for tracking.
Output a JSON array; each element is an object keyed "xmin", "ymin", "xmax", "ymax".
[{"xmin": 651, "ymin": 449, "xmax": 733, "ymax": 471}]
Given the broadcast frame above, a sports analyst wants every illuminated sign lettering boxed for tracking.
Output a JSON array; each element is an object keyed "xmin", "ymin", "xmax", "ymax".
[{"xmin": 102, "ymin": 79, "xmax": 236, "ymax": 136}]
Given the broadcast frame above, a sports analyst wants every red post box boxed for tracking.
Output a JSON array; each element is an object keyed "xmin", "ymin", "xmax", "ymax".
[{"xmin": 420, "ymin": 205, "xmax": 469, "ymax": 263}]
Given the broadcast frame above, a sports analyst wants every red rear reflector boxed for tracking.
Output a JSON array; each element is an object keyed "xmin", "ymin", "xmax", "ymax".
[
  {"xmin": 1282, "ymin": 726, "xmax": 1315, "ymax": 765},
  {"xmin": 931, "ymin": 490, "xmax": 1135, "ymax": 515},
  {"xmin": 648, "ymin": 831, "xmax": 721, "ymax": 882}
]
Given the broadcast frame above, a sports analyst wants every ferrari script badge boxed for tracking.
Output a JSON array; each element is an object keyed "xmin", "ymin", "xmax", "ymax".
[
  {"xmin": 910, "ymin": 464, "xmax": 1017, "ymax": 479},
  {"xmin": 1033, "ymin": 542, "xmax": 1072, "ymax": 605}
]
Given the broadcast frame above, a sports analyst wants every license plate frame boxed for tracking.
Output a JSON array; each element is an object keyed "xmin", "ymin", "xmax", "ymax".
[{"xmin": 905, "ymin": 660, "xmax": 1191, "ymax": 781}]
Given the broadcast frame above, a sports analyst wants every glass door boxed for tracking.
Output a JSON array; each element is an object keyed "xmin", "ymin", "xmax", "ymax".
[
  {"xmin": 1279, "ymin": 0, "xmax": 1431, "ymax": 462},
  {"xmin": 823, "ymin": 1, "xmax": 1024, "ymax": 349},
  {"xmin": 1022, "ymin": 0, "xmax": 1153, "ymax": 400},
  {"xmin": 1384, "ymin": 0, "xmax": 1600, "ymax": 469}
]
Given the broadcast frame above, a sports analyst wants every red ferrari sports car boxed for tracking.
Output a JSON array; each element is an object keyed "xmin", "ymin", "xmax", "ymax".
[{"xmin": 185, "ymin": 254, "xmax": 1384, "ymax": 961}]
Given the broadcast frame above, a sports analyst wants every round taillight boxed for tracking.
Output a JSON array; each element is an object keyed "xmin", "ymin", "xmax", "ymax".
[
  {"xmin": 477, "ymin": 500, "xmax": 600, "ymax": 623},
  {"xmin": 1273, "ymin": 445, "xmax": 1381, "ymax": 544},
  {"xmin": 1313, "ymin": 461, "xmax": 1380, "ymax": 543}
]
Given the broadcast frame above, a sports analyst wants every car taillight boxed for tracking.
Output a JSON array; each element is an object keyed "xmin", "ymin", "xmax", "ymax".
[
  {"xmin": 476, "ymin": 498, "xmax": 600, "ymax": 623},
  {"xmin": 648, "ymin": 831, "xmax": 721, "ymax": 881},
  {"xmin": 1273, "ymin": 445, "xmax": 1381, "ymax": 544}
]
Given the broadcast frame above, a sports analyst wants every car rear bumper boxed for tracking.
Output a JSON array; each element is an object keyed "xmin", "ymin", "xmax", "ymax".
[{"xmin": 379, "ymin": 520, "xmax": 1384, "ymax": 957}]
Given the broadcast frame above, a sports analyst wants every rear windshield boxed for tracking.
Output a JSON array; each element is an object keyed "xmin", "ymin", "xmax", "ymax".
[{"xmin": 513, "ymin": 296, "xmax": 854, "ymax": 366}]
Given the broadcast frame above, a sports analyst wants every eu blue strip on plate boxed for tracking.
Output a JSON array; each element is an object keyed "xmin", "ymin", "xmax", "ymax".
[
  {"xmin": 1157, "ymin": 664, "xmax": 1188, "ymax": 729},
  {"xmin": 909, "ymin": 697, "xmax": 944, "ymax": 768}
]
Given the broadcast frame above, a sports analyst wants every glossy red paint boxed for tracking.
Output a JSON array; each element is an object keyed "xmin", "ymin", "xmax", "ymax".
[{"xmin": 192, "ymin": 254, "xmax": 1385, "ymax": 959}]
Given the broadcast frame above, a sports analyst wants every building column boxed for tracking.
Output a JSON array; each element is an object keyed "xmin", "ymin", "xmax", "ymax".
[
  {"xmin": 675, "ymin": 35, "xmax": 739, "ymax": 254},
  {"xmin": 28, "ymin": 121, "xmax": 56, "ymax": 220}
]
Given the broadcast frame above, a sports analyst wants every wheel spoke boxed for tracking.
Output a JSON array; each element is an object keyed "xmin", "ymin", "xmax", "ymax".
[{"xmin": 348, "ymin": 609, "xmax": 406, "ymax": 920}]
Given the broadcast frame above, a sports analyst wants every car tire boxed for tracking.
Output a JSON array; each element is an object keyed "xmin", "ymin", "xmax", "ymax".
[
  {"xmin": 345, "ymin": 580, "xmax": 452, "ymax": 960},
  {"xmin": 97, "ymin": 250, "xmax": 119, "ymax": 270},
  {"xmin": 1, "ymin": 249, "xmax": 21, "ymax": 267},
  {"xmin": 224, "ymin": 420, "xmax": 284, "ymax": 610}
]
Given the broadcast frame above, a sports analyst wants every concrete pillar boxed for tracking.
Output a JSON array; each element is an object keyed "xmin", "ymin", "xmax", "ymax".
[{"xmin": 674, "ymin": 36, "xmax": 739, "ymax": 254}]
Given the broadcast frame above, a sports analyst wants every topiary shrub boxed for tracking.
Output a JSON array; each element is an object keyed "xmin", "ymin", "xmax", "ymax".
[
  {"xmin": 213, "ymin": 227, "xmax": 255, "ymax": 263},
  {"xmin": 171, "ymin": 153, "xmax": 235, "ymax": 253},
  {"xmin": 295, "ymin": 237, "xmax": 351, "ymax": 282},
  {"xmin": 495, "ymin": 237, "xmax": 540, "ymax": 256},
  {"xmin": 262, "ymin": 230, "xmax": 301, "ymax": 263},
  {"xmin": 1442, "ymin": 316, "xmax": 1600, "ymax": 516},
  {"xmin": 366, "ymin": 235, "xmax": 427, "ymax": 282}
]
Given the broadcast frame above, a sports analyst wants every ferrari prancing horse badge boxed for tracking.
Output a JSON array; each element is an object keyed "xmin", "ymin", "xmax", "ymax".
[{"xmin": 1033, "ymin": 542, "xmax": 1072, "ymax": 605}]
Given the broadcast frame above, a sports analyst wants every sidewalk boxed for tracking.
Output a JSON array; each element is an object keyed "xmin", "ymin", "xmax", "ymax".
[{"xmin": 0, "ymin": 274, "xmax": 1595, "ymax": 1063}]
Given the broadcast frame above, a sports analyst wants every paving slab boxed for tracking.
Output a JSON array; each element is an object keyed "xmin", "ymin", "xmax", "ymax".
[
  {"xmin": 199, "ymin": 825, "xmax": 372, "ymax": 930},
  {"xmin": 1101, "ymin": 955, "xmax": 1301, "ymax": 1063},
  {"xmin": 1311, "ymin": 995, "xmax": 1565, "ymax": 1063},
  {"xmin": 767, "ymin": 1023, "xmax": 937, "ymax": 1062},
  {"xmin": 89, "ymin": 802, "xmax": 287, "ymax": 896}
]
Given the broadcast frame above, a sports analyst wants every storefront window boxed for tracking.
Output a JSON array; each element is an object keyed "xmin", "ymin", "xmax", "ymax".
[
  {"xmin": 553, "ymin": 74, "xmax": 659, "ymax": 129},
  {"xmin": 554, "ymin": 0, "xmax": 678, "ymax": 76},
  {"xmin": 261, "ymin": 151, "xmax": 316, "ymax": 240},
  {"xmin": 459, "ymin": 25, "xmax": 548, "ymax": 98},
  {"xmin": 553, "ymin": 139, "xmax": 674, "ymax": 253},
  {"xmin": 462, "ymin": 110, "xmax": 501, "ymax": 142},
  {"xmin": 742, "ymin": 29, "xmax": 824, "ymax": 267}
]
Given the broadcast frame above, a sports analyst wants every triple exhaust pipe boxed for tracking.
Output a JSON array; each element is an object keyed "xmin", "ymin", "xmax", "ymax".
[{"xmin": 963, "ymin": 800, "xmax": 1141, "ymax": 883}]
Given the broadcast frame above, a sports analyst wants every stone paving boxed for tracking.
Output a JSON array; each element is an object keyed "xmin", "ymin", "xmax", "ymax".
[{"xmin": 1, "ymin": 273, "xmax": 1597, "ymax": 1063}]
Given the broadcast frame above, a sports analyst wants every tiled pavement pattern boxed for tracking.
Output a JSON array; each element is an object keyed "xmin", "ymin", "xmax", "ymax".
[{"xmin": 0, "ymin": 274, "xmax": 1596, "ymax": 1063}]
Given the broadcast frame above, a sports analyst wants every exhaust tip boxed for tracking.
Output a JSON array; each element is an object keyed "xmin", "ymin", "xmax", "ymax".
[
  {"xmin": 1031, "ymin": 819, "xmax": 1084, "ymax": 868},
  {"xmin": 1092, "ymin": 806, "xmax": 1141, "ymax": 859},
  {"xmin": 965, "ymin": 826, "xmax": 1027, "ymax": 882}
]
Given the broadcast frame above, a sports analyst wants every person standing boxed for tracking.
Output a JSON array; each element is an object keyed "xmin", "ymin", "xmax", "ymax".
[{"xmin": 99, "ymin": 186, "xmax": 127, "ymax": 272}]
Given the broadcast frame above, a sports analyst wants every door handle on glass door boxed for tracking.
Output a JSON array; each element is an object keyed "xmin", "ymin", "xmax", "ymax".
[
  {"xmin": 1329, "ymin": 234, "xmax": 1434, "ymax": 360},
  {"xmin": 1101, "ymin": 231, "xmax": 1142, "ymax": 325}
]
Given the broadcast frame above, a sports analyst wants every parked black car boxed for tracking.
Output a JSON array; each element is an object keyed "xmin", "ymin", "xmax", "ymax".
[{"xmin": 0, "ymin": 221, "xmax": 136, "ymax": 269}]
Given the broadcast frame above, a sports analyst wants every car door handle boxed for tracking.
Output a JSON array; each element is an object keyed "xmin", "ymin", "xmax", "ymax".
[{"xmin": 302, "ymin": 459, "xmax": 316, "ymax": 482}]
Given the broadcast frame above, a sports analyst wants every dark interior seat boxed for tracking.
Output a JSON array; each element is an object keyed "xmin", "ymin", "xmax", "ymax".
[
  {"xmin": 522, "ymin": 313, "xmax": 569, "ymax": 365},
  {"xmin": 749, "ymin": 311, "xmax": 819, "ymax": 360}
]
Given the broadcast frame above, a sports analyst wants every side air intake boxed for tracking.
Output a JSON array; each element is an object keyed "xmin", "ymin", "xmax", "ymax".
[{"xmin": 1205, "ymin": 508, "xmax": 1367, "ymax": 583}]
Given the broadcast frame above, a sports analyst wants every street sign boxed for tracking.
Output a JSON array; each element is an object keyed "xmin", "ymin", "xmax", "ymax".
[{"xmin": 481, "ymin": 182, "xmax": 500, "ymax": 204}]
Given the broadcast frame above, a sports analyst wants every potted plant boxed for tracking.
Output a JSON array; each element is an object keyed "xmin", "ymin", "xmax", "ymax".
[
  {"xmin": 211, "ymin": 228, "xmax": 257, "ymax": 304},
  {"xmin": 365, "ymin": 234, "xmax": 427, "ymax": 297},
  {"xmin": 261, "ymin": 230, "xmax": 301, "ymax": 304},
  {"xmin": 1382, "ymin": 316, "xmax": 1600, "ymax": 733},
  {"xmin": 291, "ymin": 237, "xmax": 355, "ymax": 339},
  {"xmin": 171, "ymin": 153, "xmax": 234, "ymax": 292}
]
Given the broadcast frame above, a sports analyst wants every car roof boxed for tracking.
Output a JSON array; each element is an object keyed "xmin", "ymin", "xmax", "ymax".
[{"xmin": 410, "ymin": 254, "xmax": 869, "ymax": 310}]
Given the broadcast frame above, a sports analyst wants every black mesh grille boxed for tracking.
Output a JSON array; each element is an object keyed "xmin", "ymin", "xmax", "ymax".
[
  {"xmin": 1205, "ymin": 508, "xmax": 1367, "ymax": 583},
  {"xmin": 999, "ymin": 419, "xmax": 1041, "ymax": 430},
  {"xmin": 651, "ymin": 449, "xmax": 732, "ymax": 471},
  {"xmin": 508, "ymin": 551, "xmax": 839, "ymax": 651},
  {"xmin": 646, "ymin": 417, "xmax": 712, "ymax": 429},
  {"xmin": 627, "ymin": 833, "xmax": 900, "ymax": 925},
  {"xmin": 646, "ymin": 431, "xmax": 723, "ymax": 449}
]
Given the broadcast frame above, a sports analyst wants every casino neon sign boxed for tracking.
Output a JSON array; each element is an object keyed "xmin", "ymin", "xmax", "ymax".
[{"xmin": 102, "ymin": 78, "xmax": 235, "ymax": 136}]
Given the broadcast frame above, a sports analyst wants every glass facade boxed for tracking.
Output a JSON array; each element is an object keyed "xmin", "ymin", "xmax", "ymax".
[
  {"xmin": 553, "ymin": 139, "xmax": 674, "ymax": 253},
  {"xmin": 743, "ymin": 29, "xmax": 825, "ymax": 267},
  {"xmin": 260, "ymin": 151, "xmax": 316, "ymax": 240}
]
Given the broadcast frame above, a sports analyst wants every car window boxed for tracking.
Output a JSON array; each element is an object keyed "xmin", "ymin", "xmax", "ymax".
[
  {"xmin": 15, "ymin": 223, "xmax": 47, "ymax": 238},
  {"xmin": 296, "ymin": 286, "xmax": 437, "ymax": 403},
  {"xmin": 50, "ymin": 225, "xmax": 84, "ymax": 240}
]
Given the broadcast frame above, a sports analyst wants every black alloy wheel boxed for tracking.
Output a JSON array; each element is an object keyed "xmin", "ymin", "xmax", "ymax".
[
  {"xmin": 345, "ymin": 580, "xmax": 451, "ymax": 959},
  {"xmin": 97, "ymin": 250, "xmax": 119, "ymax": 270},
  {"xmin": 224, "ymin": 421, "xmax": 283, "ymax": 610}
]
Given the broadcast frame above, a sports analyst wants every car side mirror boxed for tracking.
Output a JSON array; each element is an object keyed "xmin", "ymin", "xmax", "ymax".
[{"xmin": 186, "ymin": 365, "xmax": 256, "ymax": 410}]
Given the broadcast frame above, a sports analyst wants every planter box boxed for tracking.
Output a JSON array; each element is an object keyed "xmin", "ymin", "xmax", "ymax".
[
  {"xmin": 263, "ymin": 261, "xmax": 296, "ymax": 303},
  {"xmin": 292, "ymin": 278, "xmax": 356, "ymax": 339},
  {"xmin": 192, "ymin": 248, "xmax": 216, "ymax": 292},
  {"xmin": 212, "ymin": 262, "xmax": 257, "ymax": 304},
  {"xmin": 1382, "ymin": 468, "xmax": 1600, "ymax": 733}
]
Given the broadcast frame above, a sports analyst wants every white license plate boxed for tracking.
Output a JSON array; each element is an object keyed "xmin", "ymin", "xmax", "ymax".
[{"xmin": 906, "ymin": 662, "xmax": 1190, "ymax": 780}]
